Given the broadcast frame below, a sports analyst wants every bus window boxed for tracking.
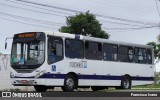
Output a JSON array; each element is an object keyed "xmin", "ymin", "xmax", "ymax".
[
  {"xmin": 103, "ymin": 44, "xmax": 117, "ymax": 61},
  {"xmin": 85, "ymin": 41, "xmax": 102, "ymax": 60},
  {"xmin": 147, "ymin": 49, "xmax": 152, "ymax": 64},
  {"xmin": 134, "ymin": 48, "xmax": 147, "ymax": 64},
  {"xmin": 118, "ymin": 46, "xmax": 128, "ymax": 62},
  {"xmin": 128, "ymin": 47, "xmax": 134, "ymax": 62},
  {"xmin": 65, "ymin": 39, "xmax": 84, "ymax": 59},
  {"xmin": 48, "ymin": 36, "xmax": 63, "ymax": 64}
]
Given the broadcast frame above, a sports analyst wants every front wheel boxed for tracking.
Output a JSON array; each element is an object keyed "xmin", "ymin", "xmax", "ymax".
[
  {"xmin": 34, "ymin": 85, "xmax": 47, "ymax": 92},
  {"xmin": 61, "ymin": 75, "xmax": 76, "ymax": 92}
]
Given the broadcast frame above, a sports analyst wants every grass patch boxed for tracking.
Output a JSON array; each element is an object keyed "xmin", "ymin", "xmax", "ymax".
[{"xmin": 132, "ymin": 84, "xmax": 160, "ymax": 89}]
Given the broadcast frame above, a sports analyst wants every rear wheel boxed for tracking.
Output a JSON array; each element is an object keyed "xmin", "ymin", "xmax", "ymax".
[
  {"xmin": 116, "ymin": 76, "xmax": 131, "ymax": 90},
  {"xmin": 61, "ymin": 74, "xmax": 76, "ymax": 92},
  {"xmin": 34, "ymin": 85, "xmax": 47, "ymax": 92},
  {"xmin": 91, "ymin": 86, "xmax": 99, "ymax": 91}
]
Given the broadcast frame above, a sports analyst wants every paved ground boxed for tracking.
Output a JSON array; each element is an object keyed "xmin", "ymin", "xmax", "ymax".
[
  {"xmin": 1, "ymin": 97, "xmax": 160, "ymax": 100},
  {"xmin": 51, "ymin": 87, "xmax": 160, "ymax": 92}
]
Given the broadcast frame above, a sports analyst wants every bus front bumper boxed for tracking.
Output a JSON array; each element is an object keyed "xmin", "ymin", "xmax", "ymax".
[{"xmin": 11, "ymin": 78, "xmax": 46, "ymax": 86}]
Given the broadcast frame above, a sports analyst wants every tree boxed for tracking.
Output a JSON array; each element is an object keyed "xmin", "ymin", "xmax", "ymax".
[
  {"xmin": 157, "ymin": 34, "xmax": 160, "ymax": 42},
  {"xmin": 147, "ymin": 34, "xmax": 160, "ymax": 84},
  {"xmin": 147, "ymin": 33, "xmax": 160, "ymax": 60},
  {"xmin": 147, "ymin": 42, "xmax": 160, "ymax": 59},
  {"xmin": 59, "ymin": 11, "xmax": 109, "ymax": 39}
]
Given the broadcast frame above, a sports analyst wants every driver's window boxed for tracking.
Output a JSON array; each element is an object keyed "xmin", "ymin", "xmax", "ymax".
[{"xmin": 48, "ymin": 36, "xmax": 63, "ymax": 64}]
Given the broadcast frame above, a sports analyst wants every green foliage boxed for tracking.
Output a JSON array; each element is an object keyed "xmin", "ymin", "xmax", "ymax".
[
  {"xmin": 59, "ymin": 11, "xmax": 109, "ymax": 39},
  {"xmin": 147, "ymin": 42, "xmax": 160, "ymax": 59}
]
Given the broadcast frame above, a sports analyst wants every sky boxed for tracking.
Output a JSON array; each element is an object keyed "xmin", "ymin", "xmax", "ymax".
[{"xmin": 0, "ymin": 0, "xmax": 160, "ymax": 71}]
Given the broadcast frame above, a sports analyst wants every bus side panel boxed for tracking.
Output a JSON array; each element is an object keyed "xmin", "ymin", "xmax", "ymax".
[{"xmin": 44, "ymin": 58, "xmax": 154, "ymax": 87}]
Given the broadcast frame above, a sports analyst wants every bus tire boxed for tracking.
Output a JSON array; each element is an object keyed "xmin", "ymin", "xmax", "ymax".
[
  {"xmin": 121, "ymin": 76, "xmax": 131, "ymax": 89},
  {"xmin": 62, "ymin": 74, "xmax": 76, "ymax": 92},
  {"xmin": 91, "ymin": 86, "xmax": 99, "ymax": 91},
  {"xmin": 91, "ymin": 86, "xmax": 107, "ymax": 91},
  {"xmin": 34, "ymin": 85, "xmax": 47, "ymax": 92}
]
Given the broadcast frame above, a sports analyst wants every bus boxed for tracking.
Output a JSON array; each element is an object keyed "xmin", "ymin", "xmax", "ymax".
[{"xmin": 9, "ymin": 31, "xmax": 154, "ymax": 92}]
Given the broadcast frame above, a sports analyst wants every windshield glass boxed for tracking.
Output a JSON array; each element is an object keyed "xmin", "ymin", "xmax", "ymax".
[
  {"xmin": 11, "ymin": 41, "xmax": 45, "ymax": 65},
  {"xmin": 11, "ymin": 32, "xmax": 45, "ymax": 66}
]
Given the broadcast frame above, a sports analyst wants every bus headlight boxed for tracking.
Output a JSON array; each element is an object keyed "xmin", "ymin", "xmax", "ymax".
[
  {"xmin": 35, "ymin": 70, "xmax": 46, "ymax": 78},
  {"xmin": 10, "ymin": 72, "xmax": 14, "ymax": 78}
]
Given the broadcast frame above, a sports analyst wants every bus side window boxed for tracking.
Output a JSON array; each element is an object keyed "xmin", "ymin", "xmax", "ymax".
[
  {"xmin": 134, "ymin": 48, "xmax": 147, "ymax": 64},
  {"xmin": 147, "ymin": 49, "xmax": 152, "ymax": 64},
  {"xmin": 134, "ymin": 48, "xmax": 139, "ymax": 63},
  {"xmin": 118, "ymin": 46, "xmax": 128, "ymax": 62},
  {"xmin": 103, "ymin": 44, "xmax": 117, "ymax": 61},
  {"xmin": 85, "ymin": 41, "xmax": 102, "ymax": 60},
  {"xmin": 128, "ymin": 47, "xmax": 133, "ymax": 63},
  {"xmin": 65, "ymin": 39, "xmax": 84, "ymax": 59},
  {"xmin": 48, "ymin": 36, "xmax": 63, "ymax": 64}
]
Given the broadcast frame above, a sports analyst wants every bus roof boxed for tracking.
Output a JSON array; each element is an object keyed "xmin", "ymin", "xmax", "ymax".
[{"xmin": 44, "ymin": 31, "xmax": 152, "ymax": 49}]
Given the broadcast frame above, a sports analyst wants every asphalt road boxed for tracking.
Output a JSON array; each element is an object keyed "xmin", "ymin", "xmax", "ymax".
[
  {"xmin": 1, "ymin": 90, "xmax": 160, "ymax": 100},
  {"xmin": 1, "ymin": 97, "xmax": 160, "ymax": 100}
]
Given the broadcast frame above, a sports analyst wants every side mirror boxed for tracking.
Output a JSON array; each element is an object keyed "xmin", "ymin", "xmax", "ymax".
[
  {"xmin": 5, "ymin": 42, "xmax": 7, "ymax": 49},
  {"xmin": 5, "ymin": 37, "xmax": 13, "ymax": 49}
]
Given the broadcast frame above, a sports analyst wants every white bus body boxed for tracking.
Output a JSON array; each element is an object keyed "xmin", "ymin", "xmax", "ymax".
[{"xmin": 10, "ymin": 31, "xmax": 154, "ymax": 92}]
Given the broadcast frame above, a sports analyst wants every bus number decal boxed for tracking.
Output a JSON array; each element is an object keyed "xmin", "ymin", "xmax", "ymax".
[{"xmin": 69, "ymin": 61, "xmax": 87, "ymax": 68}]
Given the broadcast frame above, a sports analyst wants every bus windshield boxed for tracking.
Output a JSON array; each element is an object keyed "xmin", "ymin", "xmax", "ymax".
[{"xmin": 11, "ymin": 32, "xmax": 45, "ymax": 66}]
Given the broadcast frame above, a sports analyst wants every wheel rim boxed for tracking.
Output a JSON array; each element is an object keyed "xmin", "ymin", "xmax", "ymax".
[
  {"xmin": 123, "ymin": 79, "xmax": 129, "ymax": 89},
  {"xmin": 66, "ymin": 78, "xmax": 74, "ymax": 89}
]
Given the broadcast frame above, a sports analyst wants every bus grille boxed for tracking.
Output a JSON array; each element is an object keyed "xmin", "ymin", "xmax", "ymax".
[{"xmin": 15, "ymin": 69, "xmax": 34, "ymax": 73}]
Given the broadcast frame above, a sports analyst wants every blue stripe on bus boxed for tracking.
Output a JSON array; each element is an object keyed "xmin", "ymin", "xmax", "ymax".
[
  {"xmin": 131, "ymin": 76, "xmax": 154, "ymax": 81},
  {"xmin": 39, "ymin": 73, "xmax": 65, "ymax": 79},
  {"xmin": 78, "ymin": 75, "xmax": 122, "ymax": 80},
  {"xmin": 13, "ymin": 73, "xmax": 154, "ymax": 81}
]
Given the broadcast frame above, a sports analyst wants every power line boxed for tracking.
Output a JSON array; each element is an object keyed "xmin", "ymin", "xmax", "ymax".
[
  {"xmin": 12, "ymin": 0, "xmax": 158, "ymax": 26},
  {"xmin": 0, "ymin": 14, "xmax": 158, "ymax": 31},
  {"xmin": 98, "ymin": 0, "xmax": 155, "ymax": 13},
  {"xmin": 96, "ymin": 14, "xmax": 158, "ymax": 26},
  {"xmin": 7, "ymin": 0, "xmax": 73, "ymax": 16},
  {"xmin": 102, "ymin": 25, "xmax": 159, "ymax": 30},
  {"xmin": 0, "ymin": 3, "xmax": 66, "ymax": 17},
  {"xmin": 0, "ymin": 12, "xmax": 64, "ymax": 26},
  {"xmin": 1, "ymin": 6, "xmax": 158, "ymax": 31},
  {"xmin": 0, "ymin": 16, "xmax": 57, "ymax": 29},
  {"xmin": 3, "ymin": 2, "xmax": 154, "ymax": 27},
  {"xmin": 3, "ymin": 0, "xmax": 160, "ymax": 31},
  {"xmin": 13, "ymin": 0, "xmax": 79, "ymax": 13},
  {"xmin": 99, "ymin": 20, "xmax": 152, "ymax": 27}
]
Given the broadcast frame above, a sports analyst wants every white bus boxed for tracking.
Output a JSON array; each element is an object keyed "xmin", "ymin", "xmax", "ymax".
[{"xmin": 9, "ymin": 31, "xmax": 154, "ymax": 92}]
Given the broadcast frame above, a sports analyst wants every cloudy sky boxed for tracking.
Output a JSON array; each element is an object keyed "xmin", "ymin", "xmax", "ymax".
[{"xmin": 0, "ymin": 0, "xmax": 160, "ymax": 71}]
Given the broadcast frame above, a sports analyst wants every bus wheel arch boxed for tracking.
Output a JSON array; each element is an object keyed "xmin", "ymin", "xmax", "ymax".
[{"xmin": 61, "ymin": 72, "xmax": 78, "ymax": 92}]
